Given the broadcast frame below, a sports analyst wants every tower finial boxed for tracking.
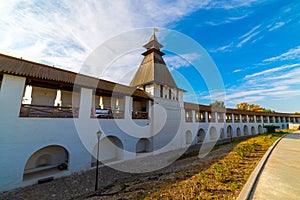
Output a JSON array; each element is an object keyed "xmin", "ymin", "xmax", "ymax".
[{"xmin": 153, "ymin": 27, "xmax": 159, "ymax": 35}]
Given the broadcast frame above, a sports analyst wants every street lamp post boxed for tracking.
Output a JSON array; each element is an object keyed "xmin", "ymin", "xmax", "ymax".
[{"xmin": 95, "ymin": 130, "xmax": 102, "ymax": 191}]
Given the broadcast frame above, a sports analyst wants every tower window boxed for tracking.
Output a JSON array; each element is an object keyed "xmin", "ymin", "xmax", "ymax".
[{"xmin": 0, "ymin": 74, "xmax": 3, "ymax": 90}]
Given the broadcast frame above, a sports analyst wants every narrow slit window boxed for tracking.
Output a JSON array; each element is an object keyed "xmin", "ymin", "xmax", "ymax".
[{"xmin": 0, "ymin": 74, "xmax": 3, "ymax": 90}]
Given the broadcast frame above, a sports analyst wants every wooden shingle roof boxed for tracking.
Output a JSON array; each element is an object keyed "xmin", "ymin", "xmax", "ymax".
[
  {"xmin": 184, "ymin": 102, "xmax": 300, "ymax": 117},
  {"xmin": 0, "ymin": 53, "xmax": 151, "ymax": 99}
]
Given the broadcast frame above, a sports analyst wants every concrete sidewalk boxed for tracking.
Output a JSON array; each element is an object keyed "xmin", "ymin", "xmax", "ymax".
[{"xmin": 239, "ymin": 131, "xmax": 300, "ymax": 200}]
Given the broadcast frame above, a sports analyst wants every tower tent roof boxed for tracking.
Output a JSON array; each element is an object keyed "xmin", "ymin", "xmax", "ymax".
[{"xmin": 130, "ymin": 33, "xmax": 178, "ymax": 88}]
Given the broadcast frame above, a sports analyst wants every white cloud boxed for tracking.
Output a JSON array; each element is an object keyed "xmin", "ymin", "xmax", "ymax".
[
  {"xmin": 210, "ymin": 42, "xmax": 233, "ymax": 53},
  {"xmin": 211, "ymin": 24, "xmax": 264, "ymax": 51},
  {"xmin": 223, "ymin": 85, "xmax": 292, "ymax": 107},
  {"xmin": 204, "ymin": 0, "xmax": 264, "ymax": 10},
  {"xmin": 270, "ymin": 67, "xmax": 300, "ymax": 80},
  {"xmin": 245, "ymin": 63, "xmax": 300, "ymax": 78},
  {"xmin": 1, "ymin": 0, "xmax": 264, "ymax": 85},
  {"xmin": 237, "ymin": 30, "xmax": 260, "ymax": 48},
  {"xmin": 263, "ymin": 45, "xmax": 300, "ymax": 62},
  {"xmin": 0, "ymin": 0, "xmax": 210, "ymax": 78},
  {"xmin": 100, "ymin": 50, "xmax": 144, "ymax": 84},
  {"xmin": 269, "ymin": 68, "xmax": 300, "ymax": 86},
  {"xmin": 164, "ymin": 53, "xmax": 200, "ymax": 71},
  {"xmin": 264, "ymin": 89, "xmax": 300, "ymax": 97},
  {"xmin": 233, "ymin": 69, "xmax": 242, "ymax": 73},
  {"xmin": 205, "ymin": 13, "xmax": 250, "ymax": 26},
  {"xmin": 227, "ymin": 14, "xmax": 250, "ymax": 21},
  {"xmin": 239, "ymin": 24, "xmax": 261, "ymax": 39},
  {"xmin": 224, "ymin": 62, "xmax": 300, "ymax": 110},
  {"xmin": 211, "ymin": 24, "xmax": 265, "ymax": 52},
  {"xmin": 0, "ymin": 0, "xmax": 268, "ymax": 84},
  {"xmin": 268, "ymin": 22, "xmax": 285, "ymax": 31}
]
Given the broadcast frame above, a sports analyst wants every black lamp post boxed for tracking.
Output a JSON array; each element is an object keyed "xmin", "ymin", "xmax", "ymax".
[{"xmin": 95, "ymin": 130, "xmax": 102, "ymax": 191}]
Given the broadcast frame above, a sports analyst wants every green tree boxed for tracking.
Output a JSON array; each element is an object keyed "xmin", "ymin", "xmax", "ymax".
[{"xmin": 210, "ymin": 100, "xmax": 225, "ymax": 108}]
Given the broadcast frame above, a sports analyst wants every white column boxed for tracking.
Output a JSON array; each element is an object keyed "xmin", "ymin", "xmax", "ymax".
[
  {"xmin": 192, "ymin": 110, "xmax": 195, "ymax": 123},
  {"xmin": 78, "ymin": 88, "xmax": 93, "ymax": 119},
  {"xmin": 0, "ymin": 75, "xmax": 26, "ymax": 118},
  {"xmin": 124, "ymin": 96, "xmax": 133, "ymax": 120},
  {"xmin": 214, "ymin": 112, "xmax": 218, "ymax": 123},
  {"xmin": 205, "ymin": 111, "xmax": 208, "ymax": 123}
]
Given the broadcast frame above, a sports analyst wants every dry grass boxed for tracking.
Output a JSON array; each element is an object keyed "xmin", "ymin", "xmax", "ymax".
[
  {"xmin": 148, "ymin": 133, "xmax": 281, "ymax": 200},
  {"xmin": 87, "ymin": 133, "xmax": 283, "ymax": 200}
]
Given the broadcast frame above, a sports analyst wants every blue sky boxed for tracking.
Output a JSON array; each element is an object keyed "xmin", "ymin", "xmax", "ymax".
[{"xmin": 0, "ymin": 0, "xmax": 300, "ymax": 112}]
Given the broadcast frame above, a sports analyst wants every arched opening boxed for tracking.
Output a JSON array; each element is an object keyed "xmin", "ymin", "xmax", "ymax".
[
  {"xmin": 93, "ymin": 136, "xmax": 124, "ymax": 164},
  {"xmin": 23, "ymin": 145, "xmax": 69, "ymax": 180},
  {"xmin": 227, "ymin": 126, "xmax": 232, "ymax": 138},
  {"xmin": 185, "ymin": 130, "xmax": 193, "ymax": 145},
  {"xmin": 251, "ymin": 126, "xmax": 256, "ymax": 135},
  {"xmin": 197, "ymin": 129, "xmax": 206, "ymax": 143},
  {"xmin": 237, "ymin": 127, "xmax": 241, "ymax": 136},
  {"xmin": 220, "ymin": 128, "xmax": 225, "ymax": 139},
  {"xmin": 136, "ymin": 138, "xmax": 152, "ymax": 155},
  {"xmin": 243, "ymin": 125, "xmax": 249, "ymax": 135},
  {"xmin": 282, "ymin": 124, "xmax": 285, "ymax": 129},
  {"xmin": 209, "ymin": 127, "xmax": 217, "ymax": 140},
  {"xmin": 258, "ymin": 125, "xmax": 263, "ymax": 134}
]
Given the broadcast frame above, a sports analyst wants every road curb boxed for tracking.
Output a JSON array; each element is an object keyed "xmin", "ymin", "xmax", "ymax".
[{"xmin": 237, "ymin": 133, "xmax": 286, "ymax": 200}]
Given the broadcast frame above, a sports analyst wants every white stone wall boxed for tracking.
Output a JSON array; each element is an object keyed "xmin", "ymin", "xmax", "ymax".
[{"xmin": 0, "ymin": 74, "xmax": 293, "ymax": 192}]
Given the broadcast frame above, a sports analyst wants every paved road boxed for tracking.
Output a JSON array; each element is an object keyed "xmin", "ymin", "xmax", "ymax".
[{"xmin": 251, "ymin": 131, "xmax": 300, "ymax": 199}]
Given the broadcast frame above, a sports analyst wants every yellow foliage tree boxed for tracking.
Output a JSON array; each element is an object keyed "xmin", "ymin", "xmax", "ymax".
[
  {"xmin": 236, "ymin": 102, "xmax": 274, "ymax": 112},
  {"xmin": 236, "ymin": 102, "xmax": 249, "ymax": 110}
]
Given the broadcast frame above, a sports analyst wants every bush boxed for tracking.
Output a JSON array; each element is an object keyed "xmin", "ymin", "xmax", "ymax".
[
  {"xmin": 230, "ymin": 183, "xmax": 239, "ymax": 191},
  {"xmin": 263, "ymin": 125, "xmax": 280, "ymax": 133},
  {"xmin": 235, "ymin": 144, "xmax": 252, "ymax": 159},
  {"xmin": 235, "ymin": 142, "xmax": 261, "ymax": 159},
  {"xmin": 213, "ymin": 164, "xmax": 228, "ymax": 182}
]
